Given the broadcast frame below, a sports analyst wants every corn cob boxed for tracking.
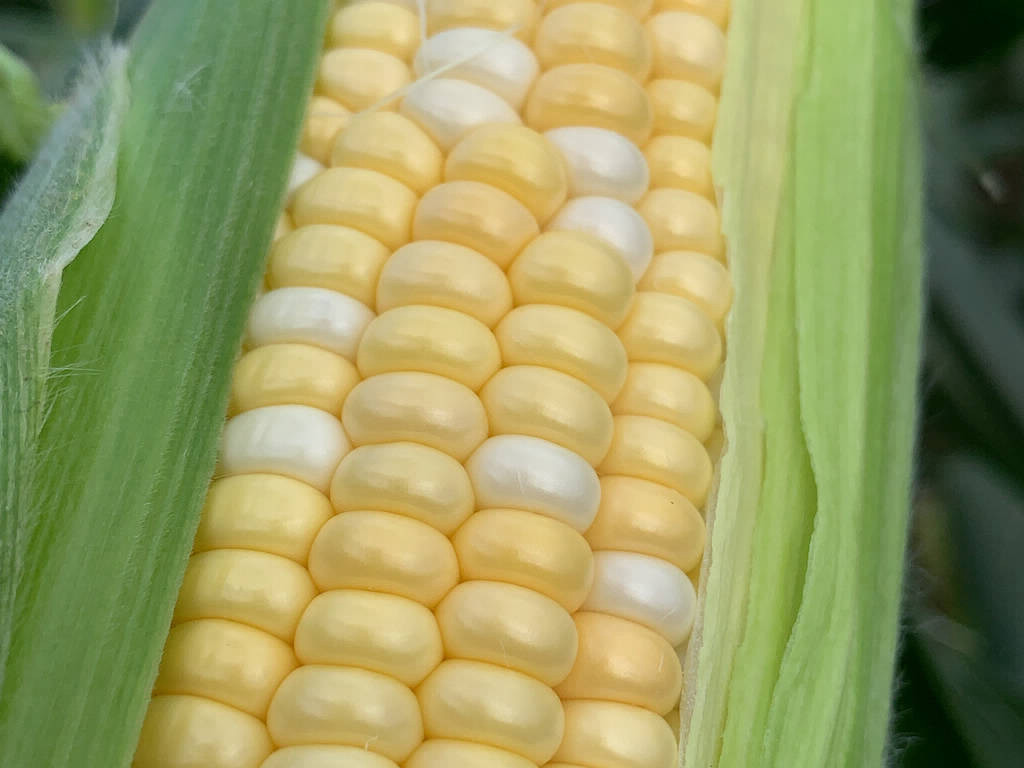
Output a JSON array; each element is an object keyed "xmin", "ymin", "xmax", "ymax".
[{"xmin": 132, "ymin": 2, "xmax": 732, "ymax": 766}]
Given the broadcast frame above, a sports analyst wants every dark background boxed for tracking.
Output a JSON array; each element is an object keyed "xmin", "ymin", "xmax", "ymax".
[{"xmin": 2, "ymin": 0, "xmax": 1023, "ymax": 764}]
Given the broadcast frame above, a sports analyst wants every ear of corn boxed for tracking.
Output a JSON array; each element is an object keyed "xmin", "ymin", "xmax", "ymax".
[{"xmin": 0, "ymin": 1, "xmax": 921, "ymax": 768}]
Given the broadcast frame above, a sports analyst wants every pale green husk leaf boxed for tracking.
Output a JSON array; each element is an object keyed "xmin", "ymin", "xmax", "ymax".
[
  {"xmin": 0, "ymin": 1, "xmax": 328, "ymax": 766},
  {"xmin": 683, "ymin": 0, "xmax": 923, "ymax": 766}
]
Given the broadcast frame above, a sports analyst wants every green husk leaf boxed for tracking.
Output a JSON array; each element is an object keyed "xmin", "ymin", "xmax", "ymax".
[
  {"xmin": 0, "ymin": 44, "xmax": 127, "ymax": 701},
  {"xmin": 684, "ymin": 0, "xmax": 923, "ymax": 765},
  {"xmin": 0, "ymin": 1, "xmax": 329, "ymax": 766}
]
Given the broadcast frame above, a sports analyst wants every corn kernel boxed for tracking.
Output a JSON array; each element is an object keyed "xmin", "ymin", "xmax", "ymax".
[
  {"xmin": 542, "ymin": 0, "xmax": 653, "ymax": 17},
  {"xmin": 308, "ymin": 510, "xmax": 459, "ymax": 607},
  {"xmin": 357, "ymin": 305, "xmax": 501, "ymax": 391},
  {"xmin": 418, "ymin": 660, "xmax": 565, "ymax": 764},
  {"xmin": 467, "ymin": 435, "xmax": 601, "ymax": 532},
  {"xmin": 526, "ymin": 64, "xmax": 653, "ymax": 146},
  {"xmin": 495, "ymin": 304, "xmax": 628, "ymax": 402},
  {"xmin": 134, "ymin": 695, "xmax": 272, "ymax": 768},
  {"xmin": 425, "ymin": 0, "xmax": 538, "ymax": 40},
  {"xmin": 291, "ymin": 167, "xmax": 417, "ymax": 250},
  {"xmin": 644, "ymin": 135, "xmax": 714, "ymax": 199},
  {"xmin": 584, "ymin": 550, "xmax": 696, "ymax": 646},
  {"xmin": 262, "ymin": 745, "xmax": 398, "ymax": 768},
  {"xmin": 330, "ymin": 442, "xmax": 474, "ymax": 535},
  {"xmin": 401, "ymin": 78, "xmax": 521, "ymax": 151},
  {"xmin": 331, "ymin": 112, "xmax": 442, "ymax": 194},
  {"xmin": 267, "ymin": 665, "xmax": 422, "ymax": 762},
  {"xmin": 587, "ymin": 475, "xmax": 706, "ymax": 571},
  {"xmin": 653, "ymin": 0, "xmax": 729, "ymax": 27},
  {"xmin": 454, "ymin": 508, "xmax": 594, "ymax": 612},
  {"xmin": 317, "ymin": 48, "xmax": 410, "ymax": 110},
  {"xmin": 436, "ymin": 581, "xmax": 578, "ymax": 686},
  {"xmin": 554, "ymin": 700, "xmax": 676, "ymax": 768},
  {"xmin": 618, "ymin": 291, "xmax": 722, "ymax": 380},
  {"xmin": 638, "ymin": 249, "xmax": 733, "ymax": 325},
  {"xmin": 481, "ymin": 365, "xmax": 614, "ymax": 466},
  {"xmin": 545, "ymin": 127, "xmax": 650, "ymax": 204},
  {"xmin": 173, "ymin": 550, "xmax": 315, "ymax": 641},
  {"xmin": 638, "ymin": 187, "xmax": 723, "ymax": 254},
  {"xmin": 534, "ymin": 3, "xmax": 652, "ymax": 81},
  {"xmin": 547, "ymin": 196, "xmax": 654, "ymax": 282},
  {"xmin": 299, "ymin": 96, "xmax": 350, "ymax": 164},
  {"xmin": 611, "ymin": 360, "xmax": 717, "ymax": 440},
  {"xmin": 406, "ymin": 740, "xmax": 536, "ymax": 768},
  {"xmin": 342, "ymin": 372, "xmax": 488, "ymax": 462},
  {"xmin": 414, "ymin": 29, "xmax": 538, "ymax": 110},
  {"xmin": 648, "ymin": 11, "xmax": 727, "ymax": 89},
  {"xmin": 268, "ymin": 225, "xmax": 388, "ymax": 307},
  {"xmin": 377, "ymin": 240, "xmax": 513, "ymax": 329},
  {"xmin": 230, "ymin": 344, "xmax": 359, "ymax": 415},
  {"xmin": 413, "ymin": 181, "xmax": 539, "ymax": 270},
  {"xmin": 154, "ymin": 619, "xmax": 296, "ymax": 717},
  {"xmin": 556, "ymin": 611, "xmax": 683, "ymax": 715},
  {"xmin": 445, "ymin": 125, "xmax": 568, "ymax": 224},
  {"xmin": 328, "ymin": 2, "xmax": 420, "ymax": 62},
  {"xmin": 508, "ymin": 231, "xmax": 635, "ymax": 330},
  {"xmin": 647, "ymin": 78, "xmax": 717, "ymax": 141},
  {"xmin": 194, "ymin": 475, "xmax": 333, "ymax": 564},
  {"xmin": 599, "ymin": 414, "xmax": 713, "ymax": 505},
  {"xmin": 294, "ymin": 590, "xmax": 442, "ymax": 686}
]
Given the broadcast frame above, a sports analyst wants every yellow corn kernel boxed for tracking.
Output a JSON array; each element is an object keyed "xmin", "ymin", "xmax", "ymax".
[
  {"xmin": 507, "ymin": 231, "xmax": 635, "ymax": 330},
  {"xmin": 554, "ymin": 700, "xmax": 677, "ymax": 768},
  {"xmin": 638, "ymin": 250, "xmax": 733, "ymax": 326},
  {"xmin": 413, "ymin": 181, "xmax": 539, "ymax": 270},
  {"xmin": 308, "ymin": 510, "xmax": 459, "ymax": 607},
  {"xmin": 376, "ymin": 240, "xmax": 513, "ymax": 328},
  {"xmin": 555, "ymin": 611, "xmax": 683, "ymax": 715},
  {"xmin": 534, "ymin": 3, "xmax": 652, "ymax": 81},
  {"xmin": 425, "ymin": 0, "xmax": 538, "ymax": 40},
  {"xmin": 262, "ymin": 745, "xmax": 399, "ymax": 768},
  {"xmin": 267, "ymin": 224, "xmax": 389, "ymax": 306},
  {"xmin": 647, "ymin": 11, "xmax": 727, "ymax": 90},
  {"xmin": 173, "ymin": 550, "xmax": 315, "ymax": 641},
  {"xmin": 495, "ymin": 305, "xmax": 628, "ymax": 402},
  {"xmin": 406, "ymin": 740, "xmax": 536, "ymax": 768},
  {"xmin": 299, "ymin": 95, "xmax": 350, "ymax": 164},
  {"xmin": 653, "ymin": 0, "xmax": 729, "ymax": 27},
  {"xmin": 229, "ymin": 343, "xmax": 359, "ymax": 415},
  {"xmin": 525, "ymin": 64, "xmax": 653, "ymax": 146},
  {"xmin": 453, "ymin": 508, "xmax": 595, "ymax": 612},
  {"xmin": 329, "ymin": 442, "xmax": 474, "ymax": 535},
  {"xmin": 418, "ymin": 659, "xmax": 565, "ymax": 764},
  {"xmin": 611, "ymin": 360, "xmax": 717, "ymax": 440},
  {"xmin": 644, "ymin": 134, "xmax": 714, "ymax": 199},
  {"xmin": 587, "ymin": 475, "xmax": 706, "ymax": 571},
  {"xmin": 153, "ymin": 619, "xmax": 296, "ymax": 718},
  {"xmin": 599, "ymin": 414, "xmax": 713, "ymax": 506},
  {"xmin": 330, "ymin": 112, "xmax": 442, "ymax": 194},
  {"xmin": 342, "ymin": 372, "xmax": 488, "ymax": 461},
  {"xmin": 647, "ymin": 78, "xmax": 717, "ymax": 142},
  {"xmin": 436, "ymin": 580, "xmax": 578, "ymax": 686},
  {"xmin": 291, "ymin": 167, "xmax": 416, "ymax": 250},
  {"xmin": 445, "ymin": 124, "xmax": 568, "ymax": 224},
  {"xmin": 618, "ymin": 291, "xmax": 723, "ymax": 380},
  {"xmin": 294, "ymin": 590, "xmax": 442, "ymax": 686},
  {"xmin": 134, "ymin": 695, "xmax": 272, "ymax": 768},
  {"xmin": 357, "ymin": 306, "xmax": 501, "ymax": 391},
  {"xmin": 327, "ymin": 2, "xmax": 420, "ymax": 62},
  {"xmin": 638, "ymin": 187, "xmax": 723, "ymax": 255},
  {"xmin": 481, "ymin": 365, "xmax": 614, "ymax": 466},
  {"xmin": 193, "ymin": 475, "xmax": 332, "ymax": 564},
  {"xmin": 542, "ymin": 0, "xmax": 653, "ymax": 17},
  {"xmin": 267, "ymin": 665, "xmax": 423, "ymax": 762},
  {"xmin": 317, "ymin": 48, "xmax": 410, "ymax": 110}
]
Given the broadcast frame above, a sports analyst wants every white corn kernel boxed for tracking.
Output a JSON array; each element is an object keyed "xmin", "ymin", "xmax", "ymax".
[
  {"xmin": 246, "ymin": 287, "xmax": 374, "ymax": 360},
  {"xmin": 545, "ymin": 127, "xmax": 650, "ymax": 204},
  {"xmin": 400, "ymin": 78, "xmax": 521, "ymax": 151}
]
